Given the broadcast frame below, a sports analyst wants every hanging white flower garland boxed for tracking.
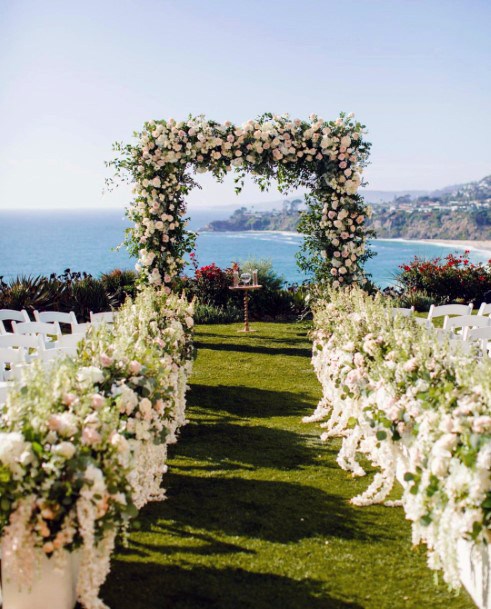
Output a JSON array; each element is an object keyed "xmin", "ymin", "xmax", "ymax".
[{"xmin": 109, "ymin": 113, "xmax": 372, "ymax": 287}]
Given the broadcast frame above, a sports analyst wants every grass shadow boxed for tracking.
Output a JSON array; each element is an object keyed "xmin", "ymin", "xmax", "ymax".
[
  {"xmin": 195, "ymin": 340, "xmax": 312, "ymax": 358},
  {"xmin": 138, "ymin": 473, "xmax": 374, "ymax": 544},
  {"xmin": 103, "ymin": 563, "xmax": 365, "ymax": 609},
  {"xmin": 173, "ymin": 418, "xmax": 320, "ymax": 470},
  {"xmin": 188, "ymin": 383, "xmax": 317, "ymax": 419}
]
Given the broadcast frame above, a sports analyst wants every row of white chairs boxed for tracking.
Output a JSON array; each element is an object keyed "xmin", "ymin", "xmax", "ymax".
[
  {"xmin": 0, "ymin": 309, "xmax": 115, "ymax": 403},
  {"xmin": 392, "ymin": 302, "xmax": 491, "ymax": 356},
  {"xmin": 0, "ymin": 309, "xmax": 114, "ymax": 335}
]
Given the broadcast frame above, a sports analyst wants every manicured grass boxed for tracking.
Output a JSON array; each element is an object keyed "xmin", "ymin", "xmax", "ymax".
[{"xmin": 102, "ymin": 322, "xmax": 473, "ymax": 609}]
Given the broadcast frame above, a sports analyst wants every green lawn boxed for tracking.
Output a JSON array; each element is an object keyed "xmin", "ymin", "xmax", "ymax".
[{"xmin": 102, "ymin": 322, "xmax": 473, "ymax": 609}]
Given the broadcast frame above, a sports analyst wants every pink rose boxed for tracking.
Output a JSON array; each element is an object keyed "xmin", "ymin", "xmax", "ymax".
[
  {"xmin": 62, "ymin": 393, "xmax": 77, "ymax": 407},
  {"xmin": 100, "ymin": 354, "xmax": 113, "ymax": 367},
  {"xmin": 129, "ymin": 360, "xmax": 142, "ymax": 375},
  {"xmin": 82, "ymin": 427, "xmax": 102, "ymax": 446},
  {"xmin": 91, "ymin": 394, "xmax": 105, "ymax": 409}
]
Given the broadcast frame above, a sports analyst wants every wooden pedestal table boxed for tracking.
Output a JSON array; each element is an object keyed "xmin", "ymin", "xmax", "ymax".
[{"xmin": 229, "ymin": 285, "xmax": 262, "ymax": 333}]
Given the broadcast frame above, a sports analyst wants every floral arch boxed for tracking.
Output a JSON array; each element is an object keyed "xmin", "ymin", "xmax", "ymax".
[{"xmin": 109, "ymin": 113, "xmax": 372, "ymax": 289}]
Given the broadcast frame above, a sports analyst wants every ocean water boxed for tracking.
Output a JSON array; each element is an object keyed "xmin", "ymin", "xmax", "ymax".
[{"xmin": 0, "ymin": 209, "xmax": 489, "ymax": 288}]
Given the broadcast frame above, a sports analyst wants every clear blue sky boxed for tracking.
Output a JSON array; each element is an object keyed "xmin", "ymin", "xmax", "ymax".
[{"xmin": 1, "ymin": 0, "xmax": 490, "ymax": 209}]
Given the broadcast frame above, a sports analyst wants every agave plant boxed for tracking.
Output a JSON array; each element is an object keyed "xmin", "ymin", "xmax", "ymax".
[
  {"xmin": 0, "ymin": 274, "xmax": 65, "ymax": 314},
  {"xmin": 100, "ymin": 268, "xmax": 138, "ymax": 307},
  {"xmin": 70, "ymin": 277, "xmax": 113, "ymax": 321}
]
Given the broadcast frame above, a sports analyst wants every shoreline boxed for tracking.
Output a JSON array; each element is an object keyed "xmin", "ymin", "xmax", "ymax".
[
  {"xmin": 378, "ymin": 238, "xmax": 491, "ymax": 257},
  {"xmin": 199, "ymin": 230, "xmax": 491, "ymax": 256}
]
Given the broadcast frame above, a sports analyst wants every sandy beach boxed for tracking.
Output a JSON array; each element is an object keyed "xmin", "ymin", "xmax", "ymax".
[{"xmin": 417, "ymin": 239, "xmax": 491, "ymax": 257}]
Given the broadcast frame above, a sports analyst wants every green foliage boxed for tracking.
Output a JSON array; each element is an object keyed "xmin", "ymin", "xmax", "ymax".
[
  {"xmin": 194, "ymin": 303, "xmax": 242, "ymax": 324},
  {"xmin": 397, "ymin": 252, "xmax": 491, "ymax": 304},
  {"xmin": 0, "ymin": 269, "xmax": 138, "ymax": 321},
  {"xmin": 397, "ymin": 289, "xmax": 441, "ymax": 312}
]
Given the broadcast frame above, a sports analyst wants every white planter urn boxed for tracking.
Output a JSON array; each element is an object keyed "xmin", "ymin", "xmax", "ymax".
[
  {"xmin": 1, "ymin": 540, "xmax": 80, "ymax": 609},
  {"xmin": 457, "ymin": 539, "xmax": 491, "ymax": 609}
]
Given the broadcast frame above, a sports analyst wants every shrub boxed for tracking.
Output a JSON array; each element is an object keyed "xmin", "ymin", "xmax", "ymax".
[
  {"xmin": 397, "ymin": 251, "xmax": 491, "ymax": 304},
  {"xmin": 234, "ymin": 258, "xmax": 306, "ymax": 321},
  {"xmin": 194, "ymin": 302, "xmax": 242, "ymax": 324},
  {"xmin": 194, "ymin": 262, "xmax": 234, "ymax": 308},
  {"xmin": 100, "ymin": 269, "xmax": 138, "ymax": 307},
  {"xmin": 0, "ymin": 274, "xmax": 64, "ymax": 314},
  {"xmin": 396, "ymin": 289, "xmax": 439, "ymax": 312},
  {"xmin": 71, "ymin": 277, "xmax": 112, "ymax": 320}
]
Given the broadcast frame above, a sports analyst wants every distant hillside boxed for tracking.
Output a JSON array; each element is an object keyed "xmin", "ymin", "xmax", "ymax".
[
  {"xmin": 200, "ymin": 200, "xmax": 302, "ymax": 232},
  {"xmin": 368, "ymin": 208, "xmax": 491, "ymax": 239},
  {"xmin": 200, "ymin": 175, "xmax": 491, "ymax": 239}
]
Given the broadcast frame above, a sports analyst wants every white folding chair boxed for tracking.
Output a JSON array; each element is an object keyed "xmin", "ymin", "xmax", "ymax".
[
  {"xmin": 0, "ymin": 309, "xmax": 30, "ymax": 334},
  {"xmin": 34, "ymin": 310, "xmax": 77, "ymax": 327},
  {"xmin": 445, "ymin": 314, "xmax": 491, "ymax": 340},
  {"xmin": 0, "ymin": 333, "xmax": 45, "ymax": 357},
  {"xmin": 0, "ymin": 381, "xmax": 12, "ymax": 404},
  {"xmin": 12, "ymin": 320, "xmax": 62, "ymax": 348},
  {"xmin": 0, "ymin": 347, "xmax": 26, "ymax": 382},
  {"xmin": 447, "ymin": 339, "xmax": 474, "ymax": 355},
  {"xmin": 467, "ymin": 326, "xmax": 491, "ymax": 356},
  {"xmin": 477, "ymin": 303, "xmax": 491, "ymax": 317},
  {"xmin": 414, "ymin": 317, "xmax": 432, "ymax": 329},
  {"xmin": 71, "ymin": 321, "xmax": 91, "ymax": 335},
  {"xmin": 53, "ymin": 333, "xmax": 85, "ymax": 355},
  {"xmin": 392, "ymin": 306, "xmax": 415, "ymax": 318},
  {"xmin": 427, "ymin": 303, "xmax": 473, "ymax": 329},
  {"xmin": 90, "ymin": 311, "xmax": 114, "ymax": 326}
]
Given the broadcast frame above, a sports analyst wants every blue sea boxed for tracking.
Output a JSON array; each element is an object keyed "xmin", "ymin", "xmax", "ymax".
[{"xmin": 0, "ymin": 209, "xmax": 489, "ymax": 288}]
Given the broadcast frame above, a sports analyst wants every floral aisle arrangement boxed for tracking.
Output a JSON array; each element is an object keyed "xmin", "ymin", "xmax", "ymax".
[
  {"xmin": 108, "ymin": 113, "xmax": 372, "ymax": 288},
  {"xmin": 306, "ymin": 287, "xmax": 491, "ymax": 590},
  {"xmin": 0, "ymin": 288, "xmax": 194, "ymax": 609}
]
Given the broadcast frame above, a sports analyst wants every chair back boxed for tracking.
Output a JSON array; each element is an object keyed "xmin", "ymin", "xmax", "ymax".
[
  {"xmin": 54, "ymin": 333, "xmax": 85, "ymax": 351},
  {"xmin": 71, "ymin": 322, "xmax": 90, "ymax": 335},
  {"xmin": 90, "ymin": 311, "xmax": 114, "ymax": 326},
  {"xmin": 477, "ymin": 302, "xmax": 491, "ymax": 317},
  {"xmin": 427, "ymin": 303, "xmax": 473, "ymax": 329},
  {"xmin": 446, "ymin": 314, "xmax": 491, "ymax": 339},
  {"xmin": 0, "ymin": 334, "xmax": 45, "ymax": 350},
  {"xmin": 391, "ymin": 306, "xmax": 415, "ymax": 318},
  {"xmin": 12, "ymin": 320, "xmax": 62, "ymax": 339},
  {"xmin": 0, "ymin": 347, "xmax": 26, "ymax": 381},
  {"xmin": 34, "ymin": 311, "xmax": 78, "ymax": 326},
  {"xmin": 0, "ymin": 309, "xmax": 30, "ymax": 334}
]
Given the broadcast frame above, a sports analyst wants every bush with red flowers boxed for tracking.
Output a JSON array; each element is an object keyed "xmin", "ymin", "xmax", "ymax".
[
  {"xmin": 397, "ymin": 251, "xmax": 491, "ymax": 304},
  {"xmin": 194, "ymin": 262, "xmax": 234, "ymax": 308}
]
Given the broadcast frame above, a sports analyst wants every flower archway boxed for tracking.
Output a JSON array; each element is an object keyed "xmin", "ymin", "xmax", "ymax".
[{"xmin": 109, "ymin": 113, "xmax": 372, "ymax": 289}]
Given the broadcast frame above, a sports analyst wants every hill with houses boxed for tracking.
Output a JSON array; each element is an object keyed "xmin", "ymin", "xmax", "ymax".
[{"xmin": 200, "ymin": 175, "xmax": 491, "ymax": 239}]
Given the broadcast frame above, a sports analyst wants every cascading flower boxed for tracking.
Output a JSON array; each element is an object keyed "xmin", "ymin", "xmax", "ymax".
[
  {"xmin": 307, "ymin": 286, "xmax": 491, "ymax": 589},
  {"xmin": 0, "ymin": 287, "xmax": 194, "ymax": 609}
]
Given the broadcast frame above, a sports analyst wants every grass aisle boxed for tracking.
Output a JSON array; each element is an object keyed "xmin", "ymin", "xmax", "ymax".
[{"xmin": 103, "ymin": 322, "xmax": 473, "ymax": 609}]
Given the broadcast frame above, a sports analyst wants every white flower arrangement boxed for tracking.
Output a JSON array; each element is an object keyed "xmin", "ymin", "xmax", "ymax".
[
  {"xmin": 0, "ymin": 287, "xmax": 194, "ymax": 609},
  {"xmin": 108, "ymin": 112, "xmax": 373, "ymax": 287},
  {"xmin": 307, "ymin": 287, "xmax": 491, "ymax": 588}
]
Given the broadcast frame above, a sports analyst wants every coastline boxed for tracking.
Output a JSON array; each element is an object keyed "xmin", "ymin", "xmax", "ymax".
[
  {"xmin": 200, "ymin": 230, "xmax": 491, "ymax": 257},
  {"xmin": 378, "ymin": 238, "xmax": 491, "ymax": 257}
]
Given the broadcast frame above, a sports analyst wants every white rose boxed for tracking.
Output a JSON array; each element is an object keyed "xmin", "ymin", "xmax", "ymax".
[
  {"xmin": 77, "ymin": 366, "xmax": 104, "ymax": 386},
  {"xmin": 53, "ymin": 441, "xmax": 76, "ymax": 459}
]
